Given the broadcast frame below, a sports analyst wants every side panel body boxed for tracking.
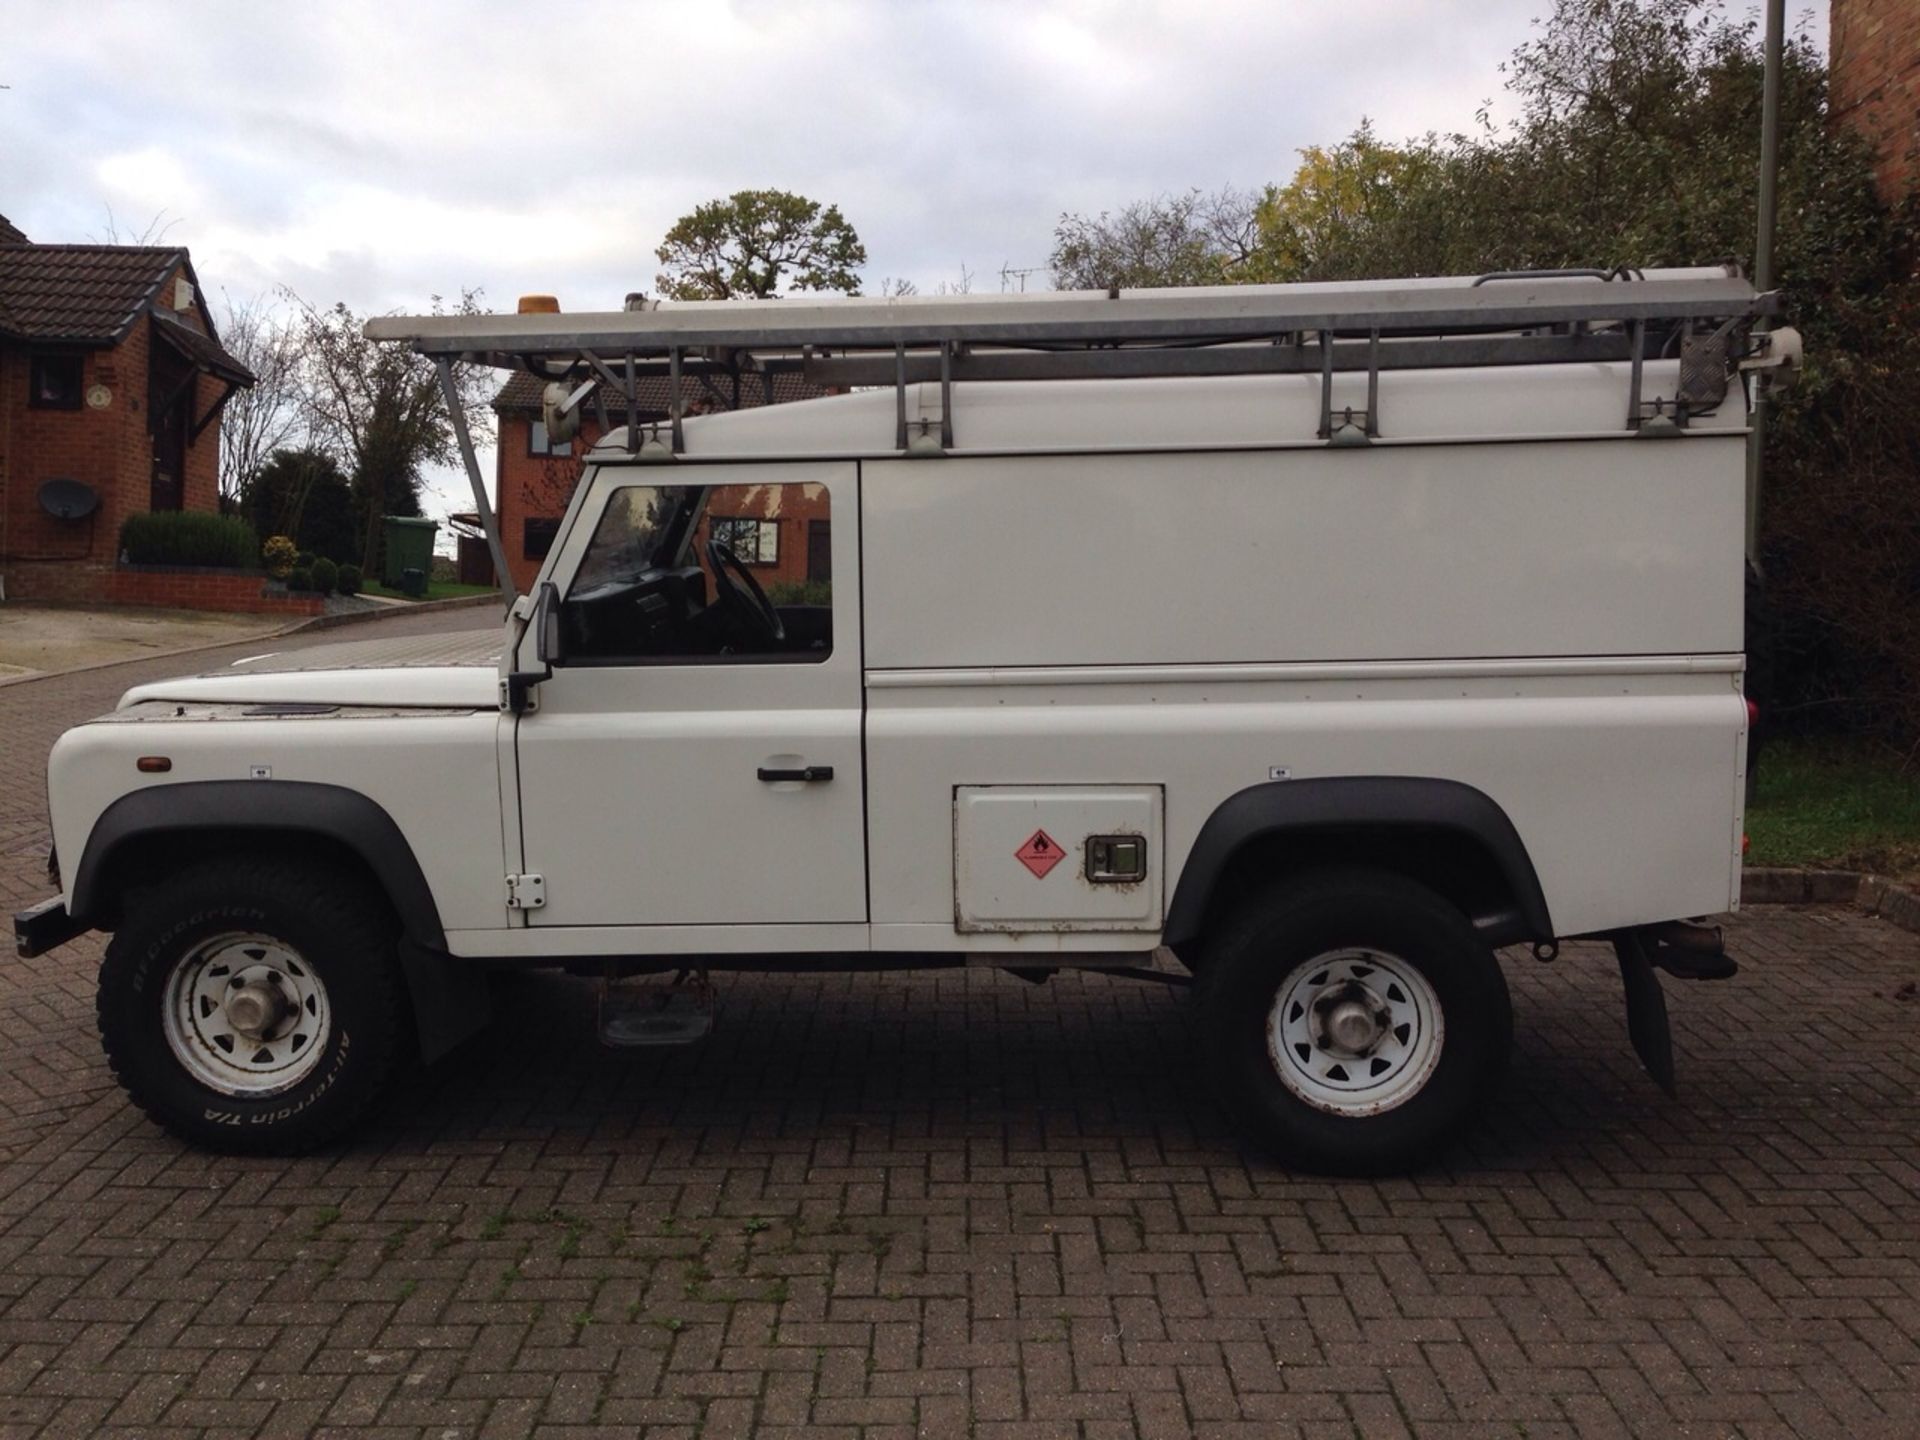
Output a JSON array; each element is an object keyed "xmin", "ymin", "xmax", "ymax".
[
  {"xmin": 862, "ymin": 439, "xmax": 1742, "ymax": 669},
  {"xmin": 861, "ymin": 436, "xmax": 1747, "ymax": 943}
]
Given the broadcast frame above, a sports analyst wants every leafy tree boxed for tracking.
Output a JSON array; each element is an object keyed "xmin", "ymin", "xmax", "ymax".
[
  {"xmin": 1243, "ymin": 125, "xmax": 1466, "ymax": 282},
  {"xmin": 1050, "ymin": 0, "xmax": 1920, "ymax": 742},
  {"xmin": 654, "ymin": 190, "xmax": 867, "ymax": 299},
  {"xmin": 248, "ymin": 447, "xmax": 358, "ymax": 565},
  {"xmin": 293, "ymin": 291, "xmax": 490, "ymax": 573},
  {"xmin": 1049, "ymin": 187, "xmax": 1259, "ymax": 290}
]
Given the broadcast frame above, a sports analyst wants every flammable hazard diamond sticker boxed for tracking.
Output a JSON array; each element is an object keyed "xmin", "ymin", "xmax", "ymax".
[{"xmin": 1014, "ymin": 828, "xmax": 1065, "ymax": 879}]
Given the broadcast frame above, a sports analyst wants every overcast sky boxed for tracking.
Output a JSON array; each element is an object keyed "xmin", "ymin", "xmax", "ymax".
[{"xmin": 1, "ymin": 0, "xmax": 1826, "ymax": 521}]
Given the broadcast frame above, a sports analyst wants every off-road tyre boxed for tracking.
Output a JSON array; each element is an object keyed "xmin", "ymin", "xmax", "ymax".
[
  {"xmin": 1194, "ymin": 868, "xmax": 1512, "ymax": 1175},
  {"xmin": 97, "ymin": 856, "xmax": 409, "ymax": 1154}
]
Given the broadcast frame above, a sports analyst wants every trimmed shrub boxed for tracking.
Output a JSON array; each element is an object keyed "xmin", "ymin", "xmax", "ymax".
[
  {"xmin": 295, "ymin": 550, "xmax": 316, "ymax": 571},
  {"xmin": 261, "ymin": 534, "xmax": 297, "ymax": 579},
  {"xmin": 337, "ymin": 563, "xmax": 363, "ymax": 597},
  {"xmin": 766, "ymin": 579, "xmax": 832, "ymax": 607},
  {"xmin": 310, "ymin": 557, "xmax": 339, "ymax": 597},
  {"xmin": 119, "ymin": 512, "xmax": 258, "ymax": 569},
  {"xmin": 286, "ymin": 567, "xmax": 314, "ymax": 593}
]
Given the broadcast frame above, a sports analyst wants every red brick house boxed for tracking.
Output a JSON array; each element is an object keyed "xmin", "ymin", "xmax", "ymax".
[
  {"xmin": 1831, "ymin": 0, "xmax": 1920, "ymax": 199},
  {"xmin": 491, "ymin": 371, "xmax": 830, "ymax": 594},
  {"xmin": 0, "ymin": 216, "xmax": 254, "ymax": 601}
]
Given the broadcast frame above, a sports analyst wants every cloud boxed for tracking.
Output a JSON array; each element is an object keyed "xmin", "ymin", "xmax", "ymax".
[{"xmin": 0, "ymin": 0, "xmax": 1830, "ymax": 521}]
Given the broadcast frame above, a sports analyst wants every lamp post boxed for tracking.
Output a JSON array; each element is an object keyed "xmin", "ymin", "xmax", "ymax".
[{"xmin": 1746, "ymin": 0, "xmax": 1785, "ymax": 569}]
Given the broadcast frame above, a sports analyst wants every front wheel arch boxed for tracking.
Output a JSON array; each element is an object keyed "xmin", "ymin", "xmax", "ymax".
[
  {"xmin": 70, "ymin": 780, "xmax": 447, "ymax": 949},
  {"xmin": 70, "ymin": 785, "xmax": 489, "ymax": 1064}
]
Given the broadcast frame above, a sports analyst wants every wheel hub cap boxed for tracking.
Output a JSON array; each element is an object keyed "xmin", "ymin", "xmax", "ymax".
[
  {"xmin": 1319, "ymin": 989, "xmax": 1386, "ymax": 1054},
  {"xmin": 225, "ymin": 981, "xmax": 289, "ymax": 1039},
  {"xmin": 1267, "ymin": 948, "xmax": 1444, "ymax": 1116},
  {"xmin": 162, "ymin": 933, "xmax": 332, "ymax": 1097}
]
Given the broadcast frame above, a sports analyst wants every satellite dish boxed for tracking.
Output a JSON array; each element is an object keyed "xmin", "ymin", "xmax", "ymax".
[{"xmin": 38, "ymin": 478, "xmax": 99, "ymax": 521}]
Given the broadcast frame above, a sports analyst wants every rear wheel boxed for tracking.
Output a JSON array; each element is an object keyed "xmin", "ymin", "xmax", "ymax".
[
  {"xmin": 98, "ymin": 857, "xmax": 409, "ymax": 1153},
  {"xmin": 1195, "ymin": 869, "xmax": 1511, "ymax": 1174}
]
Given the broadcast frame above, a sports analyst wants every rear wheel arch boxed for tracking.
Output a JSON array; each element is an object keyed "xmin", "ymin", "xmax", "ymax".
[{"xmin": 1165, "ymin": 778, "xmax": 1552, "ymax": 961}]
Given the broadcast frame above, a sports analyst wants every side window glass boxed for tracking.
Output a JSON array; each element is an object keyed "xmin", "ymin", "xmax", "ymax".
[{"xmin": 560, "ymin": 481, "xmax": 832, "ymax": 665}]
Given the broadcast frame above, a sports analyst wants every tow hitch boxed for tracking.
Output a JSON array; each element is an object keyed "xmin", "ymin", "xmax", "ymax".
[{"xmin": 1610, "ymin": 921, "xmax": 1738, "ymax": 1096}]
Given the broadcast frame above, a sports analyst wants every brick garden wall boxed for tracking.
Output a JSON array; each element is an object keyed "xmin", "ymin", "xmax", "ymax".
[
  {"xmin": 104, "ymin": 564, "xmax": 325, "ymax": 616},
  {"xmin": 1832, "ymin": 0, "xmax": 1920, "ymax": 199}
]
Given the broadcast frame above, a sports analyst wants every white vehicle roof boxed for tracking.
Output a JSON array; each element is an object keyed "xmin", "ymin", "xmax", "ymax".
[{"xmin": 592, "ymin": 360, "xmax": 1737, "ymax": 461}]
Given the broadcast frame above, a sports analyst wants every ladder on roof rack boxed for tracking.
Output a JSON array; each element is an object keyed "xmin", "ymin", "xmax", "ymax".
[{"xmin": 368, "ymin": 268, "xmax": 1780, "ymax": 601}]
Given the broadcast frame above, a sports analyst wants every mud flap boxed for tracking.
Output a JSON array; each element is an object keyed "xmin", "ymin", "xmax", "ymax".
[
  {"xmin": 1611, "ymin": 930, "xmax": 1676, "ymax": 1097},
  {"xmin": 398, "ymin": 939, "xmax": 493, "ymax": 1064}
]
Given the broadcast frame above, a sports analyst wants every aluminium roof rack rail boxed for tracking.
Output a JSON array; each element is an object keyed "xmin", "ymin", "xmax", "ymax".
[{"xmin": 368, "ymin": 266, "xmax": 1778, "ymax": 600}]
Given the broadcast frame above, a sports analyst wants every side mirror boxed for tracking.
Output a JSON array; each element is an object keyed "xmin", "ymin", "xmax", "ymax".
[
  {"xmin": 507, "ymin": 582, "xmax": 561, "ymax": 714},
  {"xmin": 535, "ymin": 581, "xmax": 563, "ymax": 665}
]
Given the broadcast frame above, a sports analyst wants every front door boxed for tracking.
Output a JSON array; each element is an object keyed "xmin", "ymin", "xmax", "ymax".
[
  {"xmin": 149, "ymin": 343, "xmax": 192, "ymax": 511},
  {"xmin": 512, "ymin": 461, "xmax": 866, "ymax": 929}
]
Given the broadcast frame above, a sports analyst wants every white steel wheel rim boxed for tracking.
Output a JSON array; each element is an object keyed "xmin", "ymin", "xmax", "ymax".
[
  {"xmin": 1266, "ymin": 948, "xmax": 1443, "ymax": 1116},
  {"xmin": 162, "ymin": 932, "xmax": 332, "ymax": 1097}
]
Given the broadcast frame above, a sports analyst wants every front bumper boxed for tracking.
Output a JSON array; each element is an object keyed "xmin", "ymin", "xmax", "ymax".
[{"xmin": 14, "ymin": 898, "xmax": 88, "ymax": 958}]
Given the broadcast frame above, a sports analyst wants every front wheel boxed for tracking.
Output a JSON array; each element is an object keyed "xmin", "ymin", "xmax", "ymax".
[
  {"xmin": 98, "ymin": 857, "xmax": 410, "ymax": 1153},
  {"xmin": 1194, "ymin": 869, "xmax": 1512, "ymax": 1174}
]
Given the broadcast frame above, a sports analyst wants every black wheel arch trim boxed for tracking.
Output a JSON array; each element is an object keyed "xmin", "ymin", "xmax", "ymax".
[
  {"xmin": 1163, "ymin": 777, "xmax": 1553, "ymax": 950},
  {"xmin": 71, "ymin": 780, "xmax": 447, "ymax": 951}
]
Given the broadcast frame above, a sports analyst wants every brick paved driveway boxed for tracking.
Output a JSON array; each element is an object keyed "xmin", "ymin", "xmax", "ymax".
[{"xmin": 0, "ymin": 613, "xmax": 1916, "ymax": 1438}]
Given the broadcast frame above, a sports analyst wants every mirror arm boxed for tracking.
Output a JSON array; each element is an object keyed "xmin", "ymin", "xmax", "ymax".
[{"xmin": 505, "ymin": 582, "xmax": 560, "ymax": 714}]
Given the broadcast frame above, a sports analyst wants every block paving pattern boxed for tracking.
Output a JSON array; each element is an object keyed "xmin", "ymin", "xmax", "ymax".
[{"xmin": 0, "ymin": 612, "xmax": 1916, "ymax": 1437}]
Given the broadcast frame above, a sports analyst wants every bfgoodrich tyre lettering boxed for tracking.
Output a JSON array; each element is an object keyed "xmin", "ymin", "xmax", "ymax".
[
  {"xmin": 1195, "ymin": 868, "xmax": 1512, "ymax": 1175},
  {"xmin": 98, "ymin": 858, "xmax": 409, "ymax": 1154}
]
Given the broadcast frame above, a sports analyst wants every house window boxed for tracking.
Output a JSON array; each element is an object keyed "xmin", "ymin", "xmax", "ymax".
[
  {"xmin": 528, "ymin": 419, "xmax": 572, "ymax": 457},
  {"xmin": 29, "ymin": 354, "xmax": 84, "ymax": 409},
  {"xmin": 709, "ymin": 516, "xmax": 779, "ymax": 565},
  {"xmin": 524, "ymin": 517, "xmax": 562, "ymax": 560}
]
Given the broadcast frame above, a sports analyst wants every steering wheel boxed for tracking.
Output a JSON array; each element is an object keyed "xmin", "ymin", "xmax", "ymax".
[{"xmin": 705, "ymin": 538, "xmax": 785, "ymax": 646}]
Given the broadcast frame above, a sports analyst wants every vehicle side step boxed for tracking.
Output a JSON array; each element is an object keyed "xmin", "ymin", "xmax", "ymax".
[{"xmin": 599, "ymin": 972, "xmax": 715, "ymax": 1047}]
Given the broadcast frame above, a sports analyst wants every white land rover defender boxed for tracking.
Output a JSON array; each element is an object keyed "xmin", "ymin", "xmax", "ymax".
[{"xmin": 15, "ymin": 270, "xmax": 1797, "ymax": 1173}]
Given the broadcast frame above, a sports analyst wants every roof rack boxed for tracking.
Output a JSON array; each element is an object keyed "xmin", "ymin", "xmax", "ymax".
[{"xmin": 368, "ymin": 267, "xmax": 1778, "ymax": 602}]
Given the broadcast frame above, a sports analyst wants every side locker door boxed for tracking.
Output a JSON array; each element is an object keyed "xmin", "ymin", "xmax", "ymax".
[{"xmin": 512, "ymin": 461, "xmax": 866, "ymax": 930}]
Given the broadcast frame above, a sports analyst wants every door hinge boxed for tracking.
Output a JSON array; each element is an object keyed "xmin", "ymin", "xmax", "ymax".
[{"xmin": 506, "ymin": 873, "xmax": 546, "ymax": 910}]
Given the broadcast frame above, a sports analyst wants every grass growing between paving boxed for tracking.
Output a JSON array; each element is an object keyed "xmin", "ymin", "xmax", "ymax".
[
  {"xmin": 1746, "ymin": 738, "xmax": 1920, "ymax": 879},
  {"xmin": 362, "ymin": 579, "xmax": 498, "ymax": 602}
]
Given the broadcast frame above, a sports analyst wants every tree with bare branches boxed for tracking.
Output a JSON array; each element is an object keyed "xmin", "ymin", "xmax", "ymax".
[
  {"xmin": 292, "ymin": 291, "xmax": 491, "ymax": 574},
  {"xmin": 216, "ymin": 292, "xmax": 308, "ymax": 513},
  {"xmin": 1049, "ymin": 188, "xmax": 1260, "ymax": 290}
]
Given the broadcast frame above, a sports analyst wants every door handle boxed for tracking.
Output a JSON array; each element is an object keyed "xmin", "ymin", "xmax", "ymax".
[{"xmin": 757, "ymin": 765, "xmax": 834, "ymax": 783}]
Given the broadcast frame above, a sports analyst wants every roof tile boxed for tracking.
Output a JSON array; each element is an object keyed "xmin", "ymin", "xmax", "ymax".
[{"xmin": 0, "ymin": 244, "xmax": 183, "ymax": 343}]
